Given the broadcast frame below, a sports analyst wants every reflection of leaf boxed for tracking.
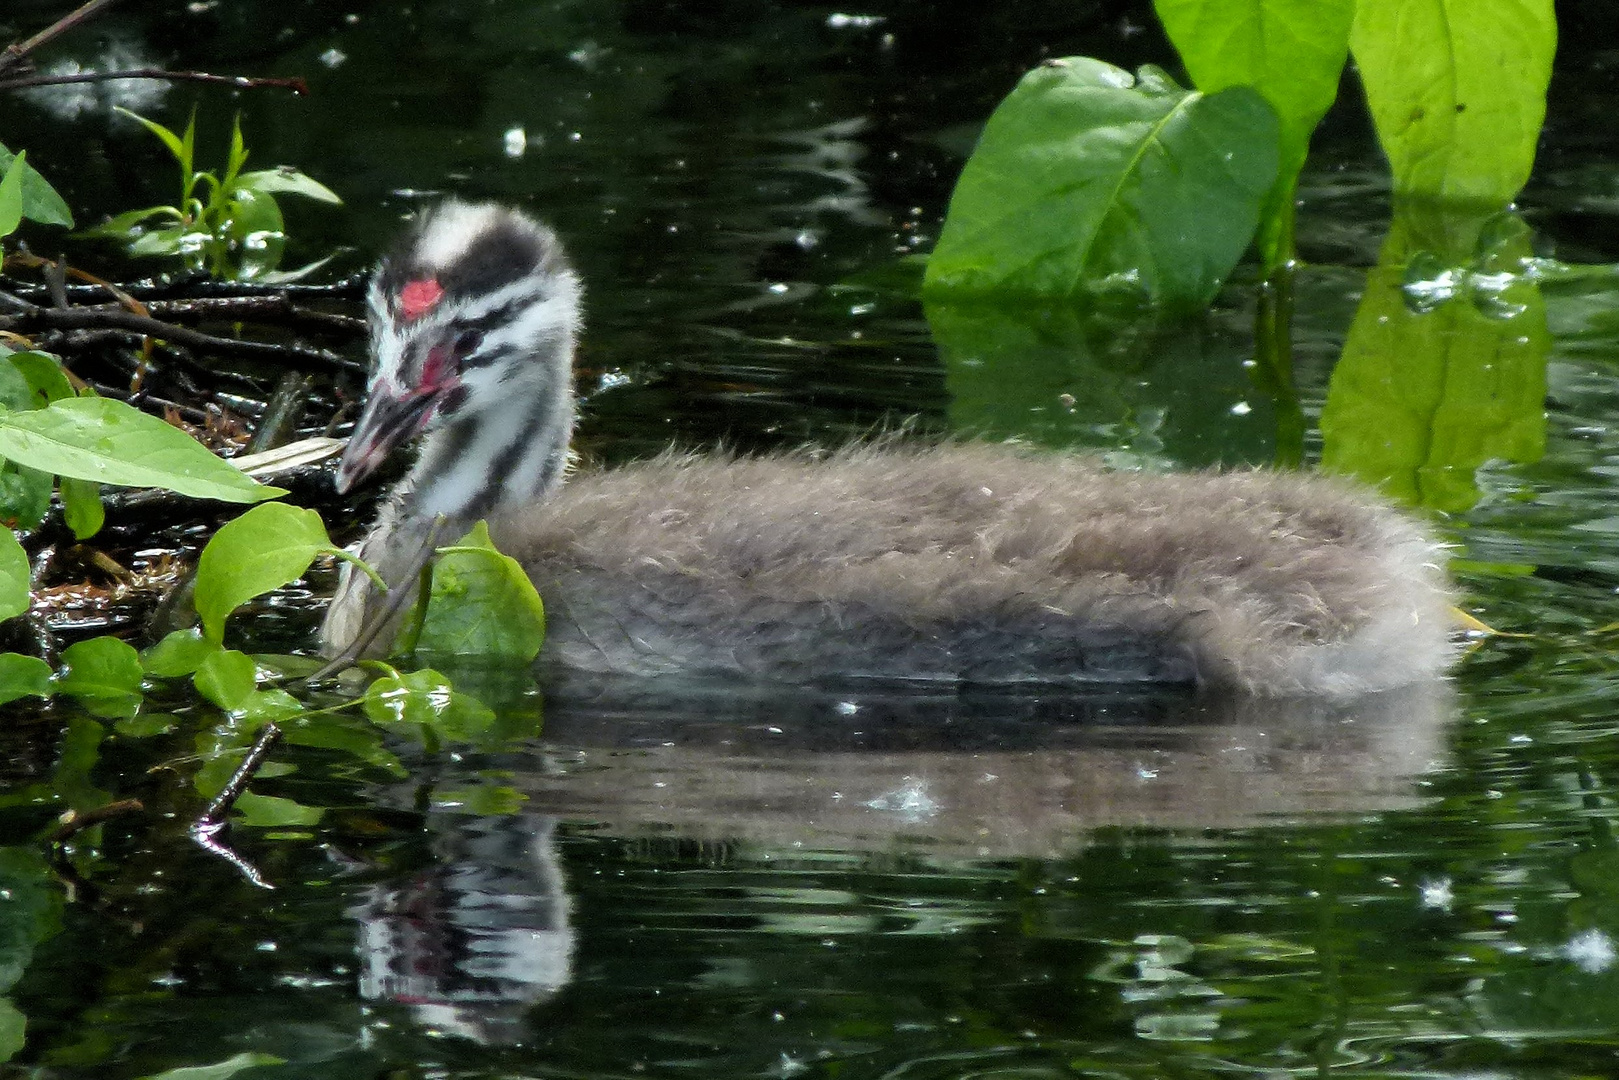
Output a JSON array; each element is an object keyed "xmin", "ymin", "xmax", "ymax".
[
  {"xmin": 926, "ymin": 299, "xmax": 1276, "ymax": 465},
  {"xmin": 1321, "ymin": 209, "xmax": 1548, "ymax": 511},
  {"xmin": 137, "ymin": 1051, "xmax": 285, "ymax": 1080},
  {"xmin": 233, "ymin": 793, "xmax": 323, "ymax": 829},
  {"xmin": 923, "ymin": 59, "xmax": 1278, "ymax": 309},
  {"xmin": 0, "ymin": 845, "xmax": 63, "ymax": 1063},
  {"xmin": 1350, "ymin": 0, "xmax": 1555, "ymax": 202},
  {"xmin": 415, "ymin": 522, "xmax": 546, "ymax": 661}
]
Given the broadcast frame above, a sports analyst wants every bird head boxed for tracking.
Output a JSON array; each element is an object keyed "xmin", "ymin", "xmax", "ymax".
[{"xmin": 335, "ymin": 202, "xmax": 581, "ymax": 494}]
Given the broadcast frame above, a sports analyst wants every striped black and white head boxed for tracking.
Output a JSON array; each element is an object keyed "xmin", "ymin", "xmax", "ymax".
[{"xmin": 336, "ymin": 202, "xmax": 581, "ymax": 520}]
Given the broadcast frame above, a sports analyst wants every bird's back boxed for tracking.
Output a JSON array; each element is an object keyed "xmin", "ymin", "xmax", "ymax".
[{"xmin": 488, "ymin": 443, "xmax": 1453, "ymax": 695}]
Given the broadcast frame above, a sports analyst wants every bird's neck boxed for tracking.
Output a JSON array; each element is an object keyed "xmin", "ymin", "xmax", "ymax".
[{"xmin": 396, "ymin": 376, "xmax": 575, "ymax": 539}]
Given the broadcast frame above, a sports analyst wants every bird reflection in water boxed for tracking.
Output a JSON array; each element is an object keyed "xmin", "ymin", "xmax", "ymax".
[{"xmin": 351, "ymin": 812, "xmax": 574, "ymax": 1045}]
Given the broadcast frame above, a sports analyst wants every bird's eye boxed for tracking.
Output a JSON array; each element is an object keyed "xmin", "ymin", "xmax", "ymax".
[{"xmin": 454, "ymin": 329, "xmax": 484, "ymax": 358}]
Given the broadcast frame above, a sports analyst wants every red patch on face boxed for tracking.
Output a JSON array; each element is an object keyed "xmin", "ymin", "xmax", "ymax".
[{"xmin": 399, "ymin": 277, "xmax": 444, "ymax": 321}]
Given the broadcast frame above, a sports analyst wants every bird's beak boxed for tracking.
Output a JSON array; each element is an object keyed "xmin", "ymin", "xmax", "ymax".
[{"xmin": 334, "ymin": 382, "xmax": 441, "ymax": 494}]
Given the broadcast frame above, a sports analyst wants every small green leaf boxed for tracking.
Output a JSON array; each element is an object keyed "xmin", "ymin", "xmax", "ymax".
[
  {"xmin": 0, "ymin": 653, "xmax": 52, "ymax": 706},
  {"xmin": 0, "ymin": 142, "xmax": 74, "ymax": 228},
  {"xmin": 414, "ymin": 521, "xmax": 546, "ymax": 661},
  {"xmin": 128, "ymin": 225, "xmax": 189, "ymax": 257},
  {"xmin": 142, "ymin": 628, "xmax": 223, "ymax": 678},
  {"xmin": 0, "ymin": 396, "xmax": 284, "ymax": 502},
  {"xmin": 1350, "ymin": 0, "xmax": 1555, "ymax": 202},
  {"xmin": 0, "ymin": 152, "xmax": 24, "ymax": 238},
  {"xmin": 193, "ymin": 502, "xmax": 332, "ymax": 642},
  {"xmin": 137, "ymin": 1051, "xmax": 286, "ymax": 1080},
  {"xmin": 923, "ymin": 59, "xmax": 1279, "ymax": 309},
  {"xmin": 60, "ymin": 477, "xmax": 104, "ymax": 540},
  {"xmin": 238, "ymin": 687, "xmax": 305, "ymax": 723},
  {"xmin": 78, "ymin": 205, "xmax": 184, "ymax": 240},
  {"xmin": 364, "ymin": 667, "xmax": 497, "ymax": 740},
  {"xmin": 0, "ymin": 355, "xmax": 33, "ymax": 410},
  {"xmin": 8, "ymin": 351, "xmax": 76, "ymax": 407},
  {"xmin": 115, "ymin": 108, "xmax": 189, "ymax": 170},
  {"xmin": 55, "ymin": 637, "xmax": 144, "ymax": 713},
  {"xmin": 0, "ymin": 530, "xmax": 27, "ymax": 621},
  {"xmin": 0, "ymin": 993, "xmax": 25, "ymax": 1063},
  {"xmin": 115, "ymin": 712, "xmax": 178, "ymax": 737},
  {"xmin": 233, "ymin": 792, "xmax": 322, "ymax": 829},
  {"xmin": 0, "ymin": 463, "xmax": 53, "ymax": 531},
  {"xmin": 225, "ymin": 115, "xmax": 249, "ymax": 186},
  {"xmin": 235, "ymin": 167, "xmax": 343, "ymax": 204},
  {"xmin": 193, "ymin": 648, "xmax": 258, "ymax": 710}
]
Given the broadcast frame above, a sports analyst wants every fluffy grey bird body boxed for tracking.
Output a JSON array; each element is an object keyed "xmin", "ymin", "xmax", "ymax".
[{"xmin": 320, "ymin": 201, "xmax": 1454, "ymax": 696}]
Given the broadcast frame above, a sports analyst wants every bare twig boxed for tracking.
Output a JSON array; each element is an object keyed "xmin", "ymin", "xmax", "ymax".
[
  {"xmin": 2, "ymin": 302, "xmax": 361, "ymax": 371},
  {"xmin": 42, "ymin": 798, "xmax": 144, "ymax": 844},
  {"xmin": 189, "ymin": 723, "xmax": 284, "ymax": 890},
  {"xmin": 0, "ymin": 68, "xmax": 308, "ymax": 95},
  {"xmin": 0, "ymin": 0, "xmax": 122, "ymax": 76}
]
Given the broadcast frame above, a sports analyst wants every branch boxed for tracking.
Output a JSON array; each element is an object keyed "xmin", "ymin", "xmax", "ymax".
[
  {"xmin": 0, "ymin": 0, "xmax": 122, "ymax": 76},
  {"xmin": 0, "ymin": 68, "xmax": 308, "ymax": 95},
  {"xmin": 3, "ymin": 301, "xmax": 362, "ymax": 371}
]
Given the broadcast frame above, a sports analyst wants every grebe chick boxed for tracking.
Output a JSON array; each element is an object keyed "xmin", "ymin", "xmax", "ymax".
[{"xmin": 319, "ymin": 201, "xmax": 1453, "ymax": 696}]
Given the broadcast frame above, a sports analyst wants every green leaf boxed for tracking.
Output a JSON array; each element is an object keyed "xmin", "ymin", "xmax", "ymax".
[
  {"xmin": 193, "ymin": 502, "xmax": 332, "ymax": 643},
  {"xmin": 78, "ymin": 204, "xmax": 184, "ymax": 240},
  {"xmin": 0, "ymin": 996, "xmax": 23, "ymax": 1063},
  {"xmin": 1321, "ymin": 207, "xmax": 1548, "ymax": 511},
  {"xmin": 1350, "ymin": 0, "xmax": 1556, "ymax": 202},
  {"xmin": 0, "ymin": 653, "xmax": 52, "ymax": 706},
  {"xmin": 0, "ymin": 530, "xmax": 26, "ymax": 621},
  {"xmin": 364, "ymin": 667, "xmax": 497, "ymax": 741},
  {"xmin": 142, "ymin": 629, "xmax": 224, "ymax": 678},
  {"xmin": 232, "ymin": 793, "xmax": 322, "ymax": 829},
  {"xmin": 225, "ymin": 115, "xmax": 249, "ymax": 187},
  {"xmin": 0, "ymin": 396, "xmax": 284, "ymax": 502},
  {"xmin": 127, "ymin": 225, "xmax": 189, "ymax": 257},
  {"xmin": 923, "ymin": 59, "xmax": 1279, "ymax": 309},
  {"xmin": 7, "ymin": 351, "xmax": 76, "ymax": 407},
  {"xmin": 0, "ymin": 152, "xmax": 23, "ymax": 238},
  {"xmin": 115, "ymin": 109, "xmax": 189, "ymax": 171},
  {"xmin": 1153, "ymin": 0, "xmax": 1354, "ymax": 265},
  {"xmin": 0, "ymin": 463, "xmax": 52, "ymax": 531},
  {"xmin": 0, "ymin": 355, "xmax": 32, "ymax": 411},
  {"xmin": 193, "ymin": 648, "xmax": 258, "ymax": 711},
  {"xmin": 55, "ymin": 637, "xmax": 143, "ymax": 715},
  {"xmin": 235, "ymin": 167, "xmax": 343, "ymax": 204},
  {"xmin": 60, "ymin": 477, "xmax": 104, "ymax": 540},
  {"xmin": 238, "ymin": 687, "xmax": 306, "ymax": 723},
  {"xmin": 0, "ymin": 143, "xmax": 74, "ymax": 228},
  {"xmin": 137, "ymin": 1051, "xmax": 285, "ymax": 1080},
  {"xmin": 414, "ymin": 521, "xmax": 546, "ymax": 661}
]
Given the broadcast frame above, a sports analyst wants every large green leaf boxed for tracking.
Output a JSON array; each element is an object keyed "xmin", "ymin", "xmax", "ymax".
[
  {"xmin": 923, "ymin": 59, "xmax": 1279, "ymax": 309},
  {"xmin": 0, "ymin": 397, "xmax": 283, "ymax": 503},
  {"xmin": 1350, "ymin": 0, "xmax": 1556, "ymax": 202},
  {"xmin": 1321, "ymin": 207, "xmax": 1548, "ymax": 511},
  {"xmin": 0, "ymin": 144, "xmax": 73, "ymax": 229},
  {"xmin": 1154, "ymin": 0, "xmax": 1354, "ymax": 263},
  {"xmin": 414, "ymin": 521, "xmax": 546, "ymax": 661},
  {"xmin": 193, "ymin": 502, "xmax": 333, "ymax": 642}
]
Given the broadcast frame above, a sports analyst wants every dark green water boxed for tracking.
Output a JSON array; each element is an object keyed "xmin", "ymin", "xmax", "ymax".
[{"xmin": 7, "ymin": 1, "xmax": 1619, "ymax": 1077}]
